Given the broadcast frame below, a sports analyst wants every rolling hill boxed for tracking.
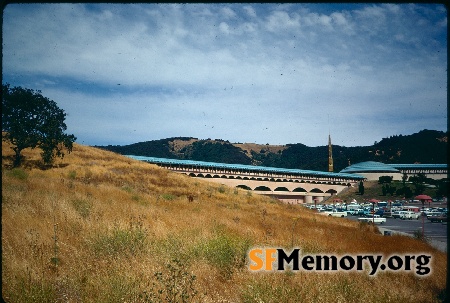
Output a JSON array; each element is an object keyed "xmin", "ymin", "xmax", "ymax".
[
  {"xmin": 97, "ymin": 129, "xmax": 448, "ymax": 171},
  {"xmin": 1, "ymin": 140, "xmax": 447, "ymax": 302}
]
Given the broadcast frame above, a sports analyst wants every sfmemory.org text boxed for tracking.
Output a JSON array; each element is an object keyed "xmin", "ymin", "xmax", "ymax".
[{"xmin": 248, "ymin": 248, "xmax": 431, "ymax": 276}]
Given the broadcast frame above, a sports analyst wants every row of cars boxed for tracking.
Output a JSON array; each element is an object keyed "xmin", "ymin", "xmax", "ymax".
[{"xmin": 305, "ymin": 202, "xmax": 448, "ymax": 224}]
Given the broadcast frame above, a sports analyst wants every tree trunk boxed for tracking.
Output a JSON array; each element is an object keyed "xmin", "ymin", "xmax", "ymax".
[{"xmin": 13, "ymin": 147, "xmax": 22, "ymax": 167}]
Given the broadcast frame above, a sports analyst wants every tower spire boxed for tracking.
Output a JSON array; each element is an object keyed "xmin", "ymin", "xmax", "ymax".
[{"xmin": 328, "ymin": 133, "xmax": 333, "ymax": 172}]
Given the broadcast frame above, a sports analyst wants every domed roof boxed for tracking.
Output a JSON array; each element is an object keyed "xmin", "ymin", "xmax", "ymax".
[{"xmin": 340, "ymin": 161, "xmax": 400, "ymax": 174}]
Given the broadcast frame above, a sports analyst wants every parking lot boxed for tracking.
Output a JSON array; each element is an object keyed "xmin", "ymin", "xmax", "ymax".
[{"xmin": 346, "ymin": 214, "xmax": 447, "ymax": 252}]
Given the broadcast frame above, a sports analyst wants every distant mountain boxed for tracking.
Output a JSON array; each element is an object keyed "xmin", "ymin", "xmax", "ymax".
[{"xmin": 96, "ymin": 129, "xmax": 448, "ymax": 172}]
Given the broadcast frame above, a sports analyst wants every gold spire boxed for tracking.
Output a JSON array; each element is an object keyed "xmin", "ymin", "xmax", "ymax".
[{"xmin": 328, "ymin": 134, "xmax": 333, "ymax": 172}]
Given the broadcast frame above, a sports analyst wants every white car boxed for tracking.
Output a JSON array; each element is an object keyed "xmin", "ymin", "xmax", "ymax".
[
  {"xmin": 392, "ymin": 211, "xmax": 408, "ymax": 219},
  {"xmin": 400, "ymin": 211, "xmax": 420, "ymax": 220},
  {"xmin": 358, "ymin": 215, "xmax": 386, "ymax": 224}
]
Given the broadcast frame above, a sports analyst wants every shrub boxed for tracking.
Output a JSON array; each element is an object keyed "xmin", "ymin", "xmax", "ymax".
[
  {"xmin": 71, "ymin": 198, "xmax": 93, "ymax": 219},
  {"xmin": 140, "ymin": 258, "xmax": 198, "ymax": 303},
  {"xmin": 160, "ymin": 193, "xmax": 175, "ymax": 201},
  {"xmin": 9, "ymin": 167, "xmax": 28, "ymax": 180},
  {"xmin": 194, "ymin": 228, "xmax": 252, "ymax": 280}
]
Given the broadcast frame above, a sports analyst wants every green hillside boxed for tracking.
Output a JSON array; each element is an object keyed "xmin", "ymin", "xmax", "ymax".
[{"xmin": 97, "ymin": 129, "xmax": 448, "ymax": 171}]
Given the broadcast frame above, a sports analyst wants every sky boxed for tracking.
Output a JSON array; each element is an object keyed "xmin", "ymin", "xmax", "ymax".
[{"xmin": 2, "ymin": 3, "xmax": 448, "ymax": 147}]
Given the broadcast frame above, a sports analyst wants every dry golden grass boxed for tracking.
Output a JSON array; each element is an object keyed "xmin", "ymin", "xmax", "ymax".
[{"xmin": 2, "ymin": 141, "xmax": 447, "ymax": 302}]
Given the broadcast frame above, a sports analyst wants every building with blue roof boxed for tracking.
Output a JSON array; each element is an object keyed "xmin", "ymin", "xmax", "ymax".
[{"xmin": 340, "ymin": 161, "xmax": 447, "ymax": 181}]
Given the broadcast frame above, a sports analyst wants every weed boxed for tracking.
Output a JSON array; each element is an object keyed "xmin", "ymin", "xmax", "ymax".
[
  {"xmin": 71, "ymin": 198, "xmax": 93, "ymax": 219},
  {"xmin": 241, "ymin": 275, "xmax": 304, "ymax": 303},
  {"xmin": 11, "ymin": 273, "xmax": 56, "ymax": 303},
  {"xmin": 140, "ymin": 258, "xmax": 198, "ymax": 303},
  {"xmin": 161, "ymin": 193, "xmax": 175, "ymax": 201},
  {"xmin": 67, "ymin": 170, "xmax": 76, "ymax": 179},
  {"xmin": 9, "ymin": 167, "xmax": 28, "ymax": 180},
  {"xmin": 90, "ymin": 218, "xmax": 147, "ymax": 257},
  {"xmin": 122, "ymin": 185, "xmax": 133, "ymax": 193},
  {"xmin": 217, "ymin": 185, "xmax": 227, "ymax": 194},
  {"xmin": 413, "ymin": 229, "xmax": 429, "ymax": 243},
  {"xmin": 195, "ymin": 228, "xmax": 252, "ymax": 280}
]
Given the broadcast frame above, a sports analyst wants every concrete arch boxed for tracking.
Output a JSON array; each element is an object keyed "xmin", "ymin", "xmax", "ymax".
[
  {"xmin": 213, "ymin": 175, "xmax": 220, "ymax": 178},
  {"xmin": 326, "ymin": 189, "xmax": 338, "ymax": 194},
  {"xmin": 274, "ymin": 187, "xmax": 290, "ymax": 192},
  {"xmin": 254, "ymin": 186, "xmax": 271, "ymax": 191},
  {"xmin": 197, "ymin": 173, "xmax": 204, "ymax": 178},
  {"xmin": 310, "ymin": 188, "xmax": 324, "ymax": 193},
  {"xmin": 221, "ymin": 175, "xmax": 227, "ymax": 178},
  {"xmin": 236, "ymin": 176, "xmax": 242, "ymax": 179},
  {"xmin": 189, "ymin": 173, "xmax": 196, "ymax": 177},
  {"xmin": 205, "ymin": 174, "xmax": 212, "ymax": 178},
  {"xmin": 293, "ymin": 187, "xmax": 307, "ymax": 192},
  {"xmin": 236, "ymin": 185, "xmax": 251, "ymax": 190}
]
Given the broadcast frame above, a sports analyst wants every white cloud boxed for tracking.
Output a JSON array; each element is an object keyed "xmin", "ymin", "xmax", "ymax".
[
  {"xmin": 243, "ymin": 5, "xmax": 257, "ymax": 18},
  {"xmin": 2, "ymin": 3, "xmax": 447, "ymax": 147},
  {"xmin": 220, "ymin": 7, "xmax": 236, "ymax": 19},
  {"xmin": 265, "ymin": 10, "xmax": 300, "ymax": 32}
]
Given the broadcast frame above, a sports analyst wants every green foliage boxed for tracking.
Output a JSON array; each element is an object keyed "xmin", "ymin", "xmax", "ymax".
[
  {"xmin": 194, "ymin": 227, "xmax": 252, "ymax": 280},
  {"xmin": 2, "ymin": 83, "xmax": 76, "ymax": 167},
  {"xmin": 241, "ymin": 277, "xmax": 305, "ymax": 303},
  {"xmin": 358, "ymin": 181, "xmax": 364, "ymax": 195},
  {"xmin": 160, "ymin": 193, "xmax": 176, "ymax": 201},
  {"xmin": 71, "ymin": 198, "xmax": 93, "ymax": 219},
  {"xmin": 67, "ymin": 170, "xmax": 77, "ymax": 179},
  {"xmin": 97, "ymin": 130, "xmax": 447, "ymax": 171},
  {"xmin": 90, "ymin": 218, "xmax": 147, "ymax": 257},
  {"xmin": 140, "ymin": 258, "xmax": 198, "ymax": 303},
  {"xmin": 11, "ymin": 274, "xmax": 56, "ymax": 303},
  {"xmin": 183, "ymin": 140, "xmax": 252, "ymax": 164},
  {"xmin": 378, "ymin": 175, "xmax": 393, "ymax": 184},
  {"xmin": 409, "ymin": 173, "xmax": 427, "ymax": 195},
  {"xmin": 381, "ymin": 183, "xmax": 396, "ymax": 196},
  {"xmin": 8, "ymin": 168, "xmax": 28, "ymax": 180},
  {"xmin": 217, "ymin": 185, "xmax": 227, "ymax": 194}
]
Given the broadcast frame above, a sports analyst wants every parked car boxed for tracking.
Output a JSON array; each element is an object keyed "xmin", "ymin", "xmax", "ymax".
[
  {"xmin": 400, "ymin": 211, "xmax": 420, "ymax": 220},
  {"xmin": 375, "ymin": 209, "xmax": 384, "ymax": 216},
  {"xmin": 427, "ymin": 212, "xmax": 444, "ymax": 221},
  {"xmin": 392, "ymin": 211, "xmax": 408, "ymax": 219},
  {"xmin": 429, "ymin": 213, "xmax": 447, "ymax": 223},
  {"xmin": 358, "ymin": 215, "xmax": 386, "ymax": 224},
  {"xmin": 320, "ymin": 209, "xmax": 347, "ymax": 217},
  {"xmin": 383, "ymin": 210, "xmax": 392, "ymax": 218}
]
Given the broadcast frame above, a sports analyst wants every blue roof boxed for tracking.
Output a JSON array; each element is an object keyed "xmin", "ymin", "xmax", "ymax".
[
  {"xmin": 340, "ymin": 161, "xmax": 400, "ymax": 173},
  {"xmin": 388, "ymin": 164, "xmax": 447, "ymax": 170},
  {"xmin": 126, "ymin": 155, "xmax": 365, "ymax": 180},
  {"xmin": 340, "ymin": 161, "xmax": 447, "ymax": 174}
]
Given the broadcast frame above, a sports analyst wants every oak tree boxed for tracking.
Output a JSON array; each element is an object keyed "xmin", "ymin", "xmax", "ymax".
[{"xmin": 2, "ymin": 83, "xmax": 76, "ymax": 167}]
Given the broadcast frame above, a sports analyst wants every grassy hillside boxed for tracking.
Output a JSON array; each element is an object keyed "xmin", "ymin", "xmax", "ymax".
[{"xmin": 2, "ymin": 142, "xmax": 447, "ymax": 302}]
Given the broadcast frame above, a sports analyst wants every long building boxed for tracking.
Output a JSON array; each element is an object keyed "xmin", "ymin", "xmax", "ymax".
[
  {"xmin": 340, "ymin": 161, "xmax": 447, "ymax": 181},
  {"xmin": 126, "ymin": 155, "xmax": 365, "ymax": 204}
]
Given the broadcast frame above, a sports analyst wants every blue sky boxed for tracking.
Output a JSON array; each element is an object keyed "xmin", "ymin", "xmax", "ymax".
[{"xmin": 2, "ymin": 3, "xmax": 447, "ymax": 147}]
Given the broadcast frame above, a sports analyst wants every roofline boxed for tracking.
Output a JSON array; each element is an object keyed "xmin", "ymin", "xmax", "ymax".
[{"xmin": 126, "ymin": 155, "xmax": 366, "ymax": 180}]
